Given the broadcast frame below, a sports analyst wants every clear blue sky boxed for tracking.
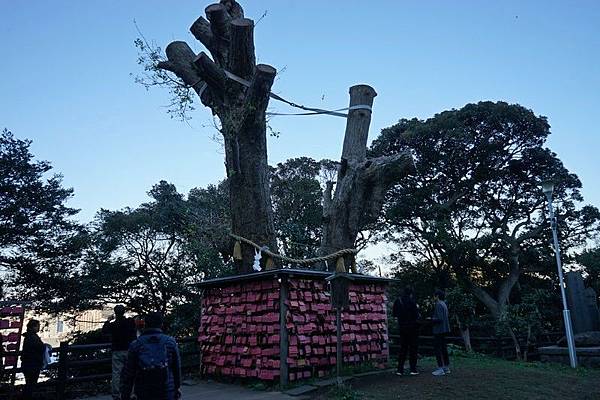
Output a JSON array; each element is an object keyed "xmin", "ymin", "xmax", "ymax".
[{"xmin": 1, "ymin": 0, "xmax": 599, "ymax": 223}]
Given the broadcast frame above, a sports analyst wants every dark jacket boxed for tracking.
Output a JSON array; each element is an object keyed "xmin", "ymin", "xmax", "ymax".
[
  {"xmin": 21, "ymin": 331, "xmax": 45, "ymax": 371},
  {"xmin": 102, "ymin": 316, "xmax": 137, "ymax": 351},
  {"xmin": 393, "ymin": 295, "xmax": 420, "ymax": 330},
  {"xmin": 432, "ymin": 300, "xmax": 450, "ymax": 335},
  {"xmin": 120, "ymin": 329, "xmax": 181, "ymax": 400}
]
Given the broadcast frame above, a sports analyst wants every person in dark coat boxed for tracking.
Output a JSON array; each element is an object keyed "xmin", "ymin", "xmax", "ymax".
[
  {"xmin": 21, "ymin": 319, "xmax": 45, "ymax": 400},
  {"xmin": 120, "ymin": 312, "xmax": 181, "ymax": 400},
  {"xmin": 431, "ymin": 289, "xmax": 451, "ymax": 376},
  {"xmin": 102, "ymin": 305, "xmax": 137, "ymax": 400},
  {"xmin": 393, "ymin": 286, "xmax": 420, "ymax": 375}
]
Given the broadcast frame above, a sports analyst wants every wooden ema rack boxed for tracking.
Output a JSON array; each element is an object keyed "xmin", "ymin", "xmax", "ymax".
[
  {"xmin": 197, "ymin": 269, "xmax": 392, "ymax": 386},
  {"xmin": 1, "ymin": 302, "xmax": 26, "ymax": 386}
]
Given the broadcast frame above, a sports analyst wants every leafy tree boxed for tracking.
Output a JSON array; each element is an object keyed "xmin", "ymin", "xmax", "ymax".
[
  {"xmin": 0, "ymin": 129, "xmax": 87, "ymax": 310},
  {"xmin": 501, "ymin": 288, "xmax": 557, "ymax": 361},
  {"xmin": 270, "ymin": 157, "xmax": 323, "ymax": 260},
  {"xmin": 370, "ymin": 102, "xmax": 600, "ymax": 353},
  {"xmin": 81, "ymin": 181, "xmax": 229, "ymax": 316},
  {"xmin": 185, "ymin": 180, "xmax": 232, "ymax": 275},
  {"xmin": 577, "ymin": 246, "xmax": 600, "ymax": 294},
  {"xmin": 446, "ymin": 286, "xmax": 476, "ymax": 352}
]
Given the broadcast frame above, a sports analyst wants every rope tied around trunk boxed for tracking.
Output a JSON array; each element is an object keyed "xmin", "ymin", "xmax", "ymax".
[{"xmin": 229, "ymin": 233, "xmax": 358, "ymax": 266}]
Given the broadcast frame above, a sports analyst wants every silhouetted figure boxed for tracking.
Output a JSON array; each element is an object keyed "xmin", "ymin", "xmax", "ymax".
[
  {"xmin": 393, "ymin": 286, "xmax": 420, "ymax": 375},
  {"xmin": 121, "ymin": 312, "xmax": 181, "ymax": 400},
  {"xmin": 431, "ymin": 289, "xmax": 451, "ymax": 376},
  {"xmin": 21, "ymin": 320, "xmax": 45, "ymax": 400},
  {"xmin": 102, "ymin": 305, "xmax": 137, "ymax": 400}
]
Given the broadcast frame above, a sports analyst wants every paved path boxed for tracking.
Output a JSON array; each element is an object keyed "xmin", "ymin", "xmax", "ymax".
[{"xmin": 80, "ymin": 381, "xmax": 308, "ymax": 400}]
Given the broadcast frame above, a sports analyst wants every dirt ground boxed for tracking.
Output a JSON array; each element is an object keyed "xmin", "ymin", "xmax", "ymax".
[{"xmin": 311, "ymin": 355, "xmax": 600, "ymax": 400}]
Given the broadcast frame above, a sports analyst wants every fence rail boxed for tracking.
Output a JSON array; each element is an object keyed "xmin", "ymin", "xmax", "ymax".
[
  {"xmin": 1, "ymin": 336, "xmax": 200, "ymax": 400},
  {"xmin": 388, "ymin": 332, "xmax": 563, "ymax": 360}
]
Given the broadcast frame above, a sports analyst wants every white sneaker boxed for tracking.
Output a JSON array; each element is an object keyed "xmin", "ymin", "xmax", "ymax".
[
  {"xmin": 432, "ymin": 368, "xmax": 446, "ymax": 376},
  {"xmin": 410, "ymin": 371, "xmax": 419, "ymax": 376}
]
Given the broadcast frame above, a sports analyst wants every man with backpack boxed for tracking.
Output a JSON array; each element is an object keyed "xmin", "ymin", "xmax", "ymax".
[
  {"xmin": 392, "ymin": 286, "xmax": 420, "ymax": 376},
  {"xmin": 120, "ymin": 312, "xmax": 181, "ymax": 400}
]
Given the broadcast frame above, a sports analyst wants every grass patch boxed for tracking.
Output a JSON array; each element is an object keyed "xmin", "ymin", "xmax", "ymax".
[
  {"xmin": 311, "ymin": 354, "xmax": 600, "ymax": 400},
  {"xmin": 324, "ymin": 384, "xmax": 365, "ymax": 400}
]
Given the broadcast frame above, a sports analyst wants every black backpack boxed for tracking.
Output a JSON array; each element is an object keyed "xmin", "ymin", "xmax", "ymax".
[{"xmin": 136, "ymin": 334, "xmax": 170, "ymax": 398}]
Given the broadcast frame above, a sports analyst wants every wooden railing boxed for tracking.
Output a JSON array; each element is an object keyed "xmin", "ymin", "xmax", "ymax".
[
  {"xmin": 1, "ymin": 336, "xmax": 199, "ymax": 400},
  {"xmin": 388, "ymin": 332, "xmax": 563, "ymax": 360}
]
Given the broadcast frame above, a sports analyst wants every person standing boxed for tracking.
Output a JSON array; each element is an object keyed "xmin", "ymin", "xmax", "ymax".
[
  {"xmin": 21, "ymin": 319, "xmax": 45, "ymax": 400},
  {"xmin": 431, "ymin": 289, "xmax": 451, "ymax": 376},
  {"xmin": 120, "ymin": 312, "xmax": 182, "ymax": 400},
  {"xmin": 102, "ymin": 305, "xmax": 137, "ymax": 400},
  {"xmin": 393, "ymin": 286, "xmax": 420, "ymax": 376}
]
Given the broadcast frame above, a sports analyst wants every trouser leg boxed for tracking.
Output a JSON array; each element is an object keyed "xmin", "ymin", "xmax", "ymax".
[
  {"xmin": 112, "ymin": 351, "xmax": 128, "ymax": 399},
  {"xmin": 433, "ymin": 334, "xmax": 444, "ymax": 367},
  {"xmin": 23, "ymin": 369, "xmax": 40, "ymax": 400},
  {"xmin": 441, "ymin": 334, "xmax": 450, "ymax": 366},
  {"xmin": 398, "ymin": 331, "xmax": 408, "ymax": 372},
  {"xmin": 408, "ymin": 329, "xmax": 419, "ymax": 372}
]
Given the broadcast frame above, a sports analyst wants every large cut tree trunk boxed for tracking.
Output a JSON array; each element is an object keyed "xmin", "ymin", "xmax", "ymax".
[
  {"xmin": 157, "ymin": 1, "xmax": 276, "ymax": 272},
  {"xmin": 319, "ymin": 85, "xmax": 414, "ymax": 270}
]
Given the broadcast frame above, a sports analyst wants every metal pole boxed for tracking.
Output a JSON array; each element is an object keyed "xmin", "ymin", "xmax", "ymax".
[{"xmin": 546, "ymin": 195, "xmax": 578, "ymax": 368}]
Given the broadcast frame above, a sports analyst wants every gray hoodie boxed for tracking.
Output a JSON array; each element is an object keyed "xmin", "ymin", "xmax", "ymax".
[{"xmin": 432, "ymin": 300, "xmax": 450, "ymax": 335}]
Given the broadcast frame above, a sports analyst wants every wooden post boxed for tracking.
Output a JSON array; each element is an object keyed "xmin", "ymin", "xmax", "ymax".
[
  {"xmin": 199, "ymin": 289, "xmax": 204, "ymax": 378},
  {"xmin": 336, "ymin": 308, "xmax": 342, "ymax": 386},
  {"xmin": 279, "ymin": 276, "xmax": 289, "ymax": 387},
  {"xmin": 56, "ymin": 341, "xmax": 68, "ymax": 400}
]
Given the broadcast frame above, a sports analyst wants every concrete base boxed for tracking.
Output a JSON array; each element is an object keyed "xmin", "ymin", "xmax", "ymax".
[{"xmin": 539, "ymin": 346, "xmax": 600, "ymax": 368}]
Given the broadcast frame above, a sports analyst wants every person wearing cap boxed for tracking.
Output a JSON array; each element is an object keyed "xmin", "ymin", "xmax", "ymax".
[{"xmin": 102, "ymin": 305, "xmax": 137, "ymax": 400}]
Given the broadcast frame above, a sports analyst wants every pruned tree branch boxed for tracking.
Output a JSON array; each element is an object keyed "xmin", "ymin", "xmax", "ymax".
[
  {"xmin": 193, "ymin": 52, "xmax": 226, "ymax": 100},
  {"xmin": 205, "ymin": 3, "xmax": 231, "ymax": 65},
  {"xmin": 157, "ymin": 41, "xmax": 213, "ymax": 107},
  {"xmin": 229, "ymin": 18, "xmax": 255, "ymax": 79},
  {"xmin": 190, "ymin": 16, "xmax": 216, "ymax": 54},
  {"xmin": 221, "ymin": 0, "xmax": 244, "ymax": 19}
]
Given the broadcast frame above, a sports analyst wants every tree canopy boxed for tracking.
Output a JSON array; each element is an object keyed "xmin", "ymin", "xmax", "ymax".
[
  {"xmin": 370, "ymin": 102, "xmax": 600, "ymax": 320},
  {"xmin": 0, "ymin": 128, "xmax": 87, "ymax": 309}
]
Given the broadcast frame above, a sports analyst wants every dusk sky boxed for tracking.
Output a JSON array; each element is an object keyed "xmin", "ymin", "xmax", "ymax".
[{"xmin": 1, "ymin": 0, "xmax": 599, "ymax": 223}]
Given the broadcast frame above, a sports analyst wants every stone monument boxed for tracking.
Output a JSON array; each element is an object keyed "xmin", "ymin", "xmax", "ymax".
[
  {"xmin": 565, "ymin": 271, "xmax": 600, "ymax": 334},
  {"xmin": 540, "ymin": 271, "xmax": 600, "ymax": 367}
]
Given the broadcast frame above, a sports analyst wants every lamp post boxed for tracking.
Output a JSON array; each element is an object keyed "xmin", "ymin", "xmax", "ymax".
[{"xmin": 541, "ymin": 180, "xmax": 577, "ymax": 368}]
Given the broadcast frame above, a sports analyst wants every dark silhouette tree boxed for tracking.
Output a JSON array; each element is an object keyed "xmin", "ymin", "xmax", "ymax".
[
  {"xmin": 370, "ymin": 102, "xmax": 600, "ymax": 355},
  {"xmin": 0, "ymin": 129, "xmax": 88, "ymax": 309}
]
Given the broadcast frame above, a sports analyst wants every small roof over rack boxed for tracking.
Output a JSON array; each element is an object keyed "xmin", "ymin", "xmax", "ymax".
[{"xmin": 194, "ymin": 268, "xmax": 397, "ymax": 289}]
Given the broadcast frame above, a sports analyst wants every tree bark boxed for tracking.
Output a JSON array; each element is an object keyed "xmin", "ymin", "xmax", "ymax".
[
  {"xmin": 507, "ymin": 326, "xmax": 522, "ymax": 361},
  {"xmin": 460, "ymin": 325, "xmax": 473, "ymax": 353},
  {"xmin": 319, "ymin": 85, "xmax": 414, "ymax": 270},
  {"xmin": 158, "ymin": 1, "xmax": 276, "ymax": 273}
]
